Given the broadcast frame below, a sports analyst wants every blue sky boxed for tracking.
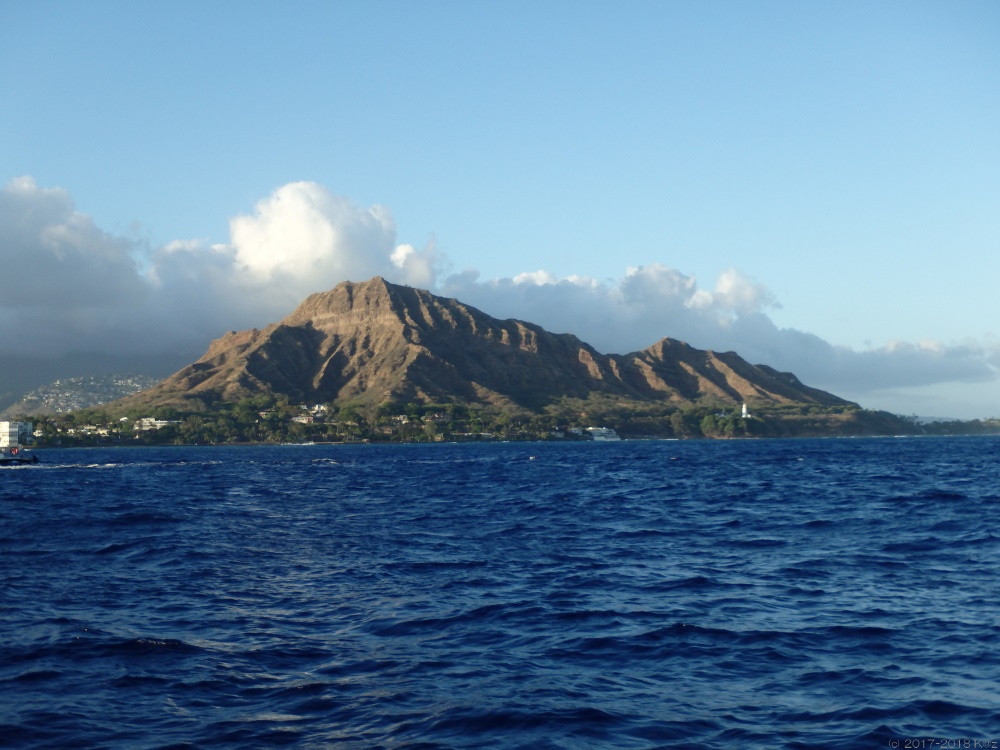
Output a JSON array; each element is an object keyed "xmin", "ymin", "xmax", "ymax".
[{"xmin": 2, "ymin": 1, "xmax": 998, "ymax": 417}]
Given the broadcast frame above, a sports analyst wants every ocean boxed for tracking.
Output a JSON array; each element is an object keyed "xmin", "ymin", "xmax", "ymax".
[{"xmin": 1, "ymin": 437, "xmax": 998, "ymax": 749}]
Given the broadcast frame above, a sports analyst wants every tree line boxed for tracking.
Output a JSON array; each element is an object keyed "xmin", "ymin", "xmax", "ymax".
[{"xmin": 18, "ymin": 394, "xmax": 974, "ymax": 447}]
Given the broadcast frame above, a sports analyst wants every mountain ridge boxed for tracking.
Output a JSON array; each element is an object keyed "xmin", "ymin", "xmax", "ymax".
[{"xmin": 112, "ymin": 276, "xmax": 853, "ymax": 413}]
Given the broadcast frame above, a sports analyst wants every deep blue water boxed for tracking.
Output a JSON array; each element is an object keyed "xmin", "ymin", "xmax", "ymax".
[{"xmin": 1, "ymin": 437, "xmax": 999, "ymax": 749}]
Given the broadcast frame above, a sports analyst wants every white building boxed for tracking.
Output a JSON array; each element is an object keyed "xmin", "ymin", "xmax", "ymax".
[
  {"xmin": 586, "ymin": 426, "xmax": 622, "ymax": 441},
  {"xmin": 0, "ymin": 421, "xmax": 33, "ymax": 447},
  {"xmin": 135, "ymin": 417, "xmax": 182, "ymax": 431}
]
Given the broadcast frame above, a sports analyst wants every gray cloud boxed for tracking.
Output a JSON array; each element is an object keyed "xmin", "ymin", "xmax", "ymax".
[
  {"xmin": 2, "ymin": 177, "xmax": 995, "ymax": 411},
  {"xmin": 0, "ymin": 177, "xmax": 148, "ymax": 354},
  {"xmin": 440, "ymin": 266, "xmax": 998, "ymax": 400},
  {"xmin": 0, "ymin": 178, "xmax": 438, "ymax": 360}
]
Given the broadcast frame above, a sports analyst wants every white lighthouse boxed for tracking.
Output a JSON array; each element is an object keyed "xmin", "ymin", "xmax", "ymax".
[{"xmin": 741, "ymin": 403, "xmax": 749, "ymax": 419}]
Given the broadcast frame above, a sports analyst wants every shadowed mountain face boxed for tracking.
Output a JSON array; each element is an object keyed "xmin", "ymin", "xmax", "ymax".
[{"xmin": 115, "ymin": 277, "xmax": 853, "ymax": 411}]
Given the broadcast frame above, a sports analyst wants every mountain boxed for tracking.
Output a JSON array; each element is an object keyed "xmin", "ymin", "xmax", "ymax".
[{"xmin": 113, "ymin": 277, "xmax": 852, "ymax": 413}]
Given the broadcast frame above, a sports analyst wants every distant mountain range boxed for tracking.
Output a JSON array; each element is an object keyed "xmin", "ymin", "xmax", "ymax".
[
  {"xmin": 112, "ymin": 276, "xmax": 853, "ymax": 414},
  {"xmin": 0, "ymin": 352, "xmax": 193, "ymax": 416}
]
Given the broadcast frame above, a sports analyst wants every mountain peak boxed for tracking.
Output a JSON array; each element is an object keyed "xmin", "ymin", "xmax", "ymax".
[{"xmin": 282, "ymin": 276, "xmax": 403, "ymax": 325}]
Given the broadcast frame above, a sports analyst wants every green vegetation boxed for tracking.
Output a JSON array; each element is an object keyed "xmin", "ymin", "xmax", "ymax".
[{"xmin": 21, "ymin": 396, "xmax": 992, "ymax": 447}]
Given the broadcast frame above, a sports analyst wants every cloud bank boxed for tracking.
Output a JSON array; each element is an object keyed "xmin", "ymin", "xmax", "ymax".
[
  {"xmin": 2, "ymin": 176, "xmax": 996, "ymax": 413},
  {"xmin": 439, "ymin": 267, "xmax": 999, "ymax": 399},
  {"xmin": 0, "ymin": 178, "xmax": 440, "ymax": 358}
]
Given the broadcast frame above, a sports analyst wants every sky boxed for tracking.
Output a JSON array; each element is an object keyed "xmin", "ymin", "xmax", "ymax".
[{"xmin": 1, "ymin": 0, "xmax": 998, "ymax": 418}]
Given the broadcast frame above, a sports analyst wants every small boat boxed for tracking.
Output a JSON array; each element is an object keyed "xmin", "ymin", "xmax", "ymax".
[
  {"xmin": 1, "ymin": 423, "xmax": 39, "ymax": 464},
  {"xmin": 0, "ymin": 446, "xmax": 39, "ymax": 465},
  {"xmin": 586, "ymin": 427, "xmax": 622, "ymax": 442}
]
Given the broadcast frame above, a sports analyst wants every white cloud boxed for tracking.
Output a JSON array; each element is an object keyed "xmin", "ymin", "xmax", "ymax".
[
  {"xmin": 390, "ymin": 240, "xmax": 442, "ymax": 289},
  {"xmin": 441, "ymin": 263, "xmax": 776, "ymax": 354},
  {"xmin": 224, "ymin": 181, "xmax": 442, "ymax": 307},
  {"xmin": 512, "ymin": 270, "xmax": 561, "ymax": 286},
  {"xmin": 704, "ymin": 267, "xmax": 778, "ymax": 317},
  {"xmin": 230, "ymin": 181, "xmax": 396, "ymax": 282}
]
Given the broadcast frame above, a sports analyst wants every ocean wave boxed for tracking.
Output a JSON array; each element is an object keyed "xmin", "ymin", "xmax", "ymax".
[{"xmin": 2, "ymin": 438, "xmax": 999, "ymax": 748}]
